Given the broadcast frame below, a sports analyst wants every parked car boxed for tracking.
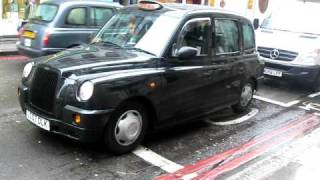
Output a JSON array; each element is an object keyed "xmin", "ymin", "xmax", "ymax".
[
  {"xmin": 256, "ymin": 1, "xmax": 320, "ymax": 90},
  {"xmin": 18, "ymin": 1, "xmax": 263, "ymax": 154},
  {"xmin": 17, "ymin": 0, "xmax": 121, "ymax": 57}
]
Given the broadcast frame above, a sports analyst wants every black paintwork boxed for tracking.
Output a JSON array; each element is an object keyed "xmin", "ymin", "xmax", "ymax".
[{"xmin": 18, "ymin": 4, "xmax": 263, "ymax": 142}]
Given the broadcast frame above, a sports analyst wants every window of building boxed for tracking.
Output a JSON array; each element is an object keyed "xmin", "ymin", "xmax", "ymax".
[
  {"xmin": 66, "ymin": 7, "xmax": 86, "ymax": 25},
  {"xmin": 214, "ymin": 19, "xmax": 239, "ymax": 55}
]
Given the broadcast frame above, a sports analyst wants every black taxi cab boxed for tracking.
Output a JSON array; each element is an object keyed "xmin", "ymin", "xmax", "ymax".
[{"xmin": 18, "ymin": 1, "xmax": 263, "ymax": 154}]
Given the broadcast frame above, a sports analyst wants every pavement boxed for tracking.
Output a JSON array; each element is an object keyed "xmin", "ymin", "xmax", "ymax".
[
  {"xmin": 0, "ymin": 36, "xmax": 18, "ymax": 56},
  {"xmin": 1, "ymin": 56, "xmax": 320, "ymax": 180}
]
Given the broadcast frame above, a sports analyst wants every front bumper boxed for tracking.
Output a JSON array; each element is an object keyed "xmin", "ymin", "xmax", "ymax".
[
  {"xmin": 263, "ymin": 62, "xmax": 320, "ymax": 83},
  {"xmin": 18, "ymin": 85, "xmax": 114, "ymax": 142}
]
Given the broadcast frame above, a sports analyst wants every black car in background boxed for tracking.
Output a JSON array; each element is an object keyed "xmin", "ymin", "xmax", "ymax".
[
  {"xmin": 18, "ymin": 1, "xmax": 263, "ymax": 154},
  {"xmin": 17, "ymin": 0, "xmax": 121, "ymax": 57}
]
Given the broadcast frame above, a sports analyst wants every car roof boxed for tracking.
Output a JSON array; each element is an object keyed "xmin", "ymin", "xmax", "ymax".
[
  {"xmin": 164, "ymin": 3, "xmax": 244, "ymax": 17},
  {"xmin": 125, "ymin": 2, "xmax": 245, "ymax": 20},
  {"xmin": 41, "ymin": 0, "xmax": 122, "ymax": 8}
]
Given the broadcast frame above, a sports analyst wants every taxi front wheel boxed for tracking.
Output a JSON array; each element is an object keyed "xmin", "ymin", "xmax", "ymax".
[
  {"xmin": 103, "ymin": 102, "xmax": 148, "ymax": 155},
  {"xmin": 232, "ymin": 81, "xmax": 254, "ymax": 113}
]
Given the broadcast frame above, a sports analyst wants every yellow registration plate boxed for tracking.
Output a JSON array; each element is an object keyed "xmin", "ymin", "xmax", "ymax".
[{"xmin": 22, "ymin": 31, "xmax": 36, "ymax": 39}]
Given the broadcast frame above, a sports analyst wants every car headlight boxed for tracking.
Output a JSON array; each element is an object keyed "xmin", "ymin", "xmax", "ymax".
[
  {"xmin": 22, "ymin": 62, "xmax": 34, "ymax": 78},
  {"xmin": 294, "ymin": 49, "xmax": 320, "ymax": 66},
  {"xmin": 78, "ymin": 81, "xmax": 94, "ymax": 101}
]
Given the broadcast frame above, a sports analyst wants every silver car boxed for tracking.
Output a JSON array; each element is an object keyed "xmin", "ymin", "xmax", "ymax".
[{"xmin": 17, "ymin": 0, "xmax": 121, "ymax": 57}]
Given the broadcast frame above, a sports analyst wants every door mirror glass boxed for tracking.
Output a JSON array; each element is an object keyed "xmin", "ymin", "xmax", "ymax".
[
  {"xmin": 253, "ymin": 18, "xmax": 260, "ymax": 30},
  {"xmin": 177, "ymin": 46, "xmax": 198, "ymax": 59}
]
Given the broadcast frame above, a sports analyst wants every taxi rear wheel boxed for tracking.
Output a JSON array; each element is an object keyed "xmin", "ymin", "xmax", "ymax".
[
  {"xmin": 232, "ymin": 81, "xmax": 254, "ymax": 113},
  {"xmin": 103, "ymin": 102, "xmax": 148, "ymax": 155}
]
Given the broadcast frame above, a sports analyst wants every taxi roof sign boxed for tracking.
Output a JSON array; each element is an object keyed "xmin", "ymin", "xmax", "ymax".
[{"xmin": 138, "ymin": 0, "xmax": 163, "ymax": 11}]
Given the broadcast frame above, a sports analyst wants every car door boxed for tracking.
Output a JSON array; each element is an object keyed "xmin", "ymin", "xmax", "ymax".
[
  {"xmin": 50, "ymin": 6, "xmax": 92, "ymax": 48},
  {"xmin": 210, "ymin": 17, "xmax": 243, "ymax": 105},
  {"xmin": 157, "ymin": 17, "xmax": 217, "ymax": 124}
]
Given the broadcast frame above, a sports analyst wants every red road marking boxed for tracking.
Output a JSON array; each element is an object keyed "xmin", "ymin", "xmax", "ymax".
[
  {"xmin": 156, "ymin": 114, "xmax": 319, "ymax": 180},
  {"xmin": 0, "ymin": 55, "xmax": 28, "ymax": 61},
  {"xmin": 195, "ymin": 116, "xmax": 320, "ymax": 180}
]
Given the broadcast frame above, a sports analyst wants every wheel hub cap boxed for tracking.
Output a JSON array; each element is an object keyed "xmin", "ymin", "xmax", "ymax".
[
  {"xmin": 115, "ymin": 110, "xmax": 142, "ymax": 146},
  {"xmin": 240, "ymin": 84, "xmax": 253, "ymax": 107}
]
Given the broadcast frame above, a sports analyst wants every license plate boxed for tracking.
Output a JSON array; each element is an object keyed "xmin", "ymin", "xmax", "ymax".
[
  {"xmin": 24, "ymin": 39, "xmax": 31, "ymax": 47},
  {"xmin": 22, "ymin": 31, "xmax": 36, "ymax": 39},
  {"xmin": 263, "ymin": 68, "xmax": 282, "ymax": 77},
  {"xmin": 26, "ymin": 110, "xmax": 50, "ymax": 131}
]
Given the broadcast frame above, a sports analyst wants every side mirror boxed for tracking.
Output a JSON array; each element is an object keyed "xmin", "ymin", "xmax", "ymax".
[
  {"xmin": 253, "ymin": 18, "xmax": 260, "ymax": 30},
  {"xmin": 176, "ymin": 46, "xmax": 198, "ymax": 59}
]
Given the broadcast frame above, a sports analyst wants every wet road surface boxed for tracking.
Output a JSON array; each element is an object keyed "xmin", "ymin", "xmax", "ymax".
[{"xmin": 1, "ymin": 56, "xmax": 320, "ymax": 180}]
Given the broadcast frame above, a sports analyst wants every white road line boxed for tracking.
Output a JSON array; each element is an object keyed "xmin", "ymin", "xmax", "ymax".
[
  {"xmin": 132, "ymin": 146, "xmax": 183, "ymax": 173},
  {"xmin": 253, "ymin": 95, "xmax": 300, "ymax": 107},
  {"xmin": 205, "ymin": 108, "xmax": 259, "ymax": 126},
  {"xmin": 308, "ymin": 91, "xmax": 320, "ymax": 98}
]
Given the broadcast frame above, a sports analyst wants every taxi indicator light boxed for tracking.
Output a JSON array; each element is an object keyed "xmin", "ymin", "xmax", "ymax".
[
  {"xmin": 138, "ymin": 1, "xmax": 162, "ymax": 11},
  {"xmin": 73, "ymin": 114, "xmax": 81, "ymax": 125}
]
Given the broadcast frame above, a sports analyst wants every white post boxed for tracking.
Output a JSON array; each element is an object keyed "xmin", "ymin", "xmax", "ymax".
[
  {"xmin": 201, "ymin": 0, "xmax": 205, "ymax": 5},
  {"xmin": 182, "ymin": 0, "xmax": 187, "ymax": 4}
]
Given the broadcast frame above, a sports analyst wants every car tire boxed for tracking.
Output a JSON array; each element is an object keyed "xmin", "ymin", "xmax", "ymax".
[
  {"xmin": 103, "ymin": 101, "xmax": 148, "ymax": 155},
  {"xmin": 232, "ymin": 81, "xmax": 254, "ymax": 113}
]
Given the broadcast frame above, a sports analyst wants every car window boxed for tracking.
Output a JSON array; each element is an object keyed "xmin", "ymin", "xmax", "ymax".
[
  {"xmin": 242, "ymin": 23, "xmax": 255, "ymax": 50},
  {"xmin": 214, "ymin": 19, "xmax": 240, "ymax": 55},
  {"xmin": 29, "ymin": 4, "xmax": 58, "ymax": 22},
  {"xmin": 66, "ymin": 8, "xmax": 86, "ymax": 26},
  {"xmin": 174, "ymin": 18, "xmax": 210, "ymax": 56},
  {"xmin": 90, "ymin": 7, "xmax": 114, "ymax": 27}
]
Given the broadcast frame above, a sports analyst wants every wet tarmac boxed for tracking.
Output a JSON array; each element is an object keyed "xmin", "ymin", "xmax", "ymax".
[{"xmin": 1, "ymin": 57, "xmax": 320, "ymax": 180}]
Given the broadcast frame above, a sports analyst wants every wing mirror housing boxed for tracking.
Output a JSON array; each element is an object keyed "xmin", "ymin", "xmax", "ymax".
[
  {"xmin": 177, "ymin": 46, "xmax": 198, "ymax": 59},
  {"xmin": 253, "ymin": 18, "xmax": 260, "ymax": 30}
]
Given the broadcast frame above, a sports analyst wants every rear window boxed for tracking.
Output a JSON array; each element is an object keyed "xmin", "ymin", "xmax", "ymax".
[
  {"xmin": 242, "ymin": 23, "xmax": 255, "ymax": 50},
  {"xmin": 30, "ymin": 4, "xmax": 58, "ymax": 22}
]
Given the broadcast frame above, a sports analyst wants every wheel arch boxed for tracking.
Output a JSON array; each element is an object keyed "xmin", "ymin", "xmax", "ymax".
[{"xmin": 115, "ymin": 96, "xmax": 158, "ymax": 131}]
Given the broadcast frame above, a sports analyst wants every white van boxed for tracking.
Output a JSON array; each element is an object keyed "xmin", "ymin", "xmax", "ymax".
[{"xmin": 256, "ymin": 1, "xmax": 320, "ymax": 90}]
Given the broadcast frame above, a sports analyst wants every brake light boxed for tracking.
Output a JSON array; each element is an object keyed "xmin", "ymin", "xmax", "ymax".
[
  {"xmin": 18, "ymin": 27, "xmax": 25, "ymax": 39},
  {"xmin": 43, "ymin": 32, "xmax": 50, "ymax": 47}
]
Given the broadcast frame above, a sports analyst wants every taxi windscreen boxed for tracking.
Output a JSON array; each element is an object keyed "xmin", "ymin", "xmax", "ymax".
[{"xmin": 92, "ymin": 9, "xmax": 181, "ymax": 56}]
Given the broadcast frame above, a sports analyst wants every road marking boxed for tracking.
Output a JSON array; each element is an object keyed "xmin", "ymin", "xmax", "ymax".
[
  {"xmin": 132, "ymin": 146, "xmax": 183, "ymax": 173},
  {"xmin": 156, "ymin": 114, "xmax": 319, "ymax": 180},
  {"xmin": 227, "ymin": 116, "xmax": 320, "ymax": 180},
  {"xmin": 194, "ymin": 117, "xmax": 319, "ymax": 180},
  {"xmin": 308, "ymin": 91, "xmax": 320, "ymax": 98},
  {"xmin": 205, "ymin": 108, "xmax": 259, "ymax": 126},
  {"xmin": 0, "ymin": 55, "xmax": 28, "ymax": 61},
  {"xmin": 253, "ymin": 95, "xmax": 300, "ymax": 107},
  {"xmin": 299, "ymin": 101, "xmax": 320, "ymax": 112}
]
